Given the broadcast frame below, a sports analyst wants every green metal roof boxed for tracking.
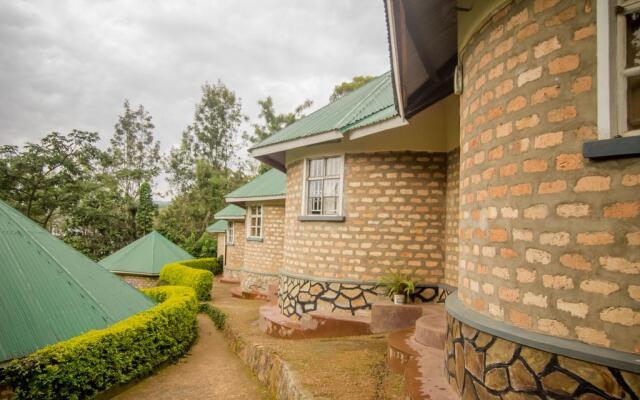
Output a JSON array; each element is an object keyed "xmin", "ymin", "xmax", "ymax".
[
  {"xmin": 225, "ymin": 169, "xmax": 286, "ymax": 200},
  {"xmin": 99, "ymin": 231, "xmax": 193, "ymax": 275},
  {"xmin": 252, "ymin": 71, "xmax": 397, "ymax": 150},
  {"xmin": 206, "ymin": 220, "xmax": 228, "ymax": 233},
  {"xmin": 0, "ymin": 200, "xmax": 155, "ymax": 362},
  {"xmin": 214, "ymin": 204, "xmax": 246, "ymax": 219}
]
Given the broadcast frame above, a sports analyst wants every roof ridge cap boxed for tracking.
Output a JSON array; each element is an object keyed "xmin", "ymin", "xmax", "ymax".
[{"xmin": 334, "ymin": 74, "xmax": 390, "ymax": 130}]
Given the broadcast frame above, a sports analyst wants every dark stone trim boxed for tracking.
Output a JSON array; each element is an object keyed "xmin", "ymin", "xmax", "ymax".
[
  {"xmin": 446, "ymin": 295, "xmax": 640, "ymax": 373},
  {"xmin": 297, "ymin": 215, "xmax": 346, "ymax": 222},
  {"xmin": 583, "ymin": 135, "xmax": 640, "ymax": 159},
  {"xmin": 246, "ymin": 237, "xmax": 263, "ymax": 242}
]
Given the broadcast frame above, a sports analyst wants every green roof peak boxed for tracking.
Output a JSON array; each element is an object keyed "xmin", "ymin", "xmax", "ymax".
[
  {"xmin": 225, "ymin": 169, "xmax": 286, "ymax": 201},
  {"xmin": 214, "ymin": 204, "xmax": 246, "ymax": 220},
  {"xmin": 206, "ymin": 220, "xmax": 228, "ymax": 233}
]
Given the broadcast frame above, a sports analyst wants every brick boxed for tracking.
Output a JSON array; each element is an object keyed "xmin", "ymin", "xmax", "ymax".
[
  {"xmin": 557, "ymin": 299, "xmax": 588, "ymax": 318},
  {"xmin": 489, "ymin": 25, "xmax": 504, "ymax": 42},
  {"xmin": 499, "ymin": 287, "xmax": 520, "ymax": 302},
  {"xmin": 531, "ymin": 85, "xmax": 560, "ymax": 105},
  {"xmin": 574, "ymin": 24, "xmax": 595, "ymax": 40},
  {"xmin": 622, "ymin": 174, "xmax": 640, "ymax": 186},
  {"xmin": 490, "ymin": 228, "xmax": 508, "ymax": 242},
  {"xmin": 543, "ymin": 274, "xmax": 574, "ymax": 289},
  {"xmin": 546, "ymin": 6, "xmax": 577, "ymax": 27},
  {"xmin": 513, "ymin": 228, "xmax": 533, "ymax": 242},
  {"xmin": 599, "ymin": 256, "xmax": 640, "ymax": 274},
  {"xmin": 560, "ymin": 253, "xmax": 592, "ymax": 271},
  {"xmin": 534, "ymin": 36, "xmax": 561, "ymax": 58},
  {"xmin": 489, "ymin": 185, "xmax": 508, "ymax": 198},
  {"xmin": 494, "ymin": 37, "xmax": 514, "ymax": 58},
  {"xmin": 538, "ymin": 179, "xmax": 567, "ymax": 194},
  {"xmin": 526, "ymin": 248, "xmax": 551, "ymax": 265},
  {"xmin": 479, "ymin": 52, "xmax": 493, "ymax": 69},
  {"xmin": 500, "ymin": 163, "xmax": 518, "ymax": 177},
  {"xmin": 488, "ymin": 303, "xmax": 504, "ymax": 319},
  {"xmin": 580, "ymin": 279, "xmax": 620, "ymax": 295},
  {"xmin": 516, "ymin": 268, "xmax": 536, "ymax": 283},
  {"xmin": 510, "ymin": 138, "xmax": 530, "ymax": 154},
  {"xmin": 548, "ymin": 54, "xmax": 580, "ymax": 74},
  {"xmin": 540, "ymin": 231, "xmax": 570, "ymax": 246},
  {"xmin": 576, "ymin": 327, "xmax": 610, "ymax": 347},
  {"xmin": 510, "ymin": 309, "xmax": 532, "ymax": 329},
  {"xmin": 506, "ymin": 8, "xmax": 529, "ymax": 31},
  {"xmin": 576, "ymin": 231, "xmax": 614, "ymax": 246},
  {"xmin": 572, "ymin": 76, "xmax": 592, "ymax": 94},
  {"xmin": 488, "ymin": 63, "xmax": 504, "ymax": 81},
  {"xmin": 548, "ymin": 106, "xmax": 577, "ymax": 122},
  {"xmin": 577, "ymin": 126, "xmax": 598, "ymax": 140},
  {"xmin": 507, "ymin": 95, "xmax": 527, "ymax": 112},
  {"xmin": 534, "ymin": 0, "xmax": 560, "ymax": 13},
  {"xmin": 510, "ymin": 183, "xmax": 532, "ymax": 196},
  {"xmin": 523, "ymin": 292, "xmax": 548, "ymax": 308},
  {"xmin": 492, "ymin": 266, "xmax": 510, "ymax": 279},
  {"xmin": 496, "ymin": 122, "xmax": 513, "ymax": 138},
  {"xmin": 517, "ymin": 66, "xmax": 542, "ymax": 87},
  {"xmin": 600, "ymin": 307, "xmax": 640, "ymax": 326},
  {"xmin": 556, "ymin": 153, "xmax": 583, "ymax": 171},
  {"xmin": 487, "ymin": 106, "xmax": 504, "ymax": 121},
  {"xmin": 523, "ymin": 159, "xmax": 548, "ymax": 173},
  {"xmin": 629, "ymin": 286, "xmax": 640, "ymax": 302},
  {"xmin": 573, "ymin": 176, "xmax": 611, "ymax": 192},
  {"xmin": 603, "ymin": 201, "xmax": 640, "ymax": 219},
  {"xmin": 488, "ymin": 145, "xmax": 504, "ymax": 160},
  {"xmin": 480, "ymin": 129, "xmax": 493, "ymax": 144},
  {"xmin": 500, "ymin": 207, "xmax": 518, "ymax": 219},
  {"xmin": 534, "ymin": 131, "xmax": 563, "ymax": 148},
  {"xmin": 524, "ymin": 204, "xmax": 548, "ymax": 219},
  {"xmin": 495, "ymin": 79, "xmax": 514, "ymax": 98},
  {"xmin": 506, "ymin": 50, "xmax": 528, "ymax": 70},
  {"xmin": 500, "ymin": 247, "xmax": 518, "ymax": 259},
  {"xmin": 538, "ymin": 319, "xmax": 569, "ymax": 336},
  {"xmin": 515, "ymin": 114, "xmax": 540, "ymax": 130},
  {"xmin": 628, "ymin": 232, "xmax": 640, "ymax": 246}
]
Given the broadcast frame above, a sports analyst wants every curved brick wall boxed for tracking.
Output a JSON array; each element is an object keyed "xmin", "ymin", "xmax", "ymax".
[{"xmin": 458, "ymin": 0, "xmax": 640, "ymax": 353}]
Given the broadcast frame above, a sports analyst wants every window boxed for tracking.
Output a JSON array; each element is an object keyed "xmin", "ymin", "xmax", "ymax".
[
  {"xmin": 226, "ymin": 221, "xmax": 234, "ymax": 245},
  {"xmin": 598, "ymin": 0, "xmax": 640, "ymax": 137},
  {"xmin": 303, "ymin": 156, "xmax": 343, "ymax": 216},
  {"xmin": 248, "ymin": 205, "xmax": 263, "ymax": 238}
]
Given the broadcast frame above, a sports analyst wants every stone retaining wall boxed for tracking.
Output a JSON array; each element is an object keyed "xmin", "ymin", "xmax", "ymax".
[
  {"xmin": 240, "ymin": 270, "xmax": 279, "ymax": 294},
  {"xmin": 119, "ymin": 274, "xmax": 157, "ymax": 289}
]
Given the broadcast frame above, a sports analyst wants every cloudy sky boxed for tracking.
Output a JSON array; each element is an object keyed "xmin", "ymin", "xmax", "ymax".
[{"xmin": 0, "ymin": 1, "xmax": 390, "ymax": 196}]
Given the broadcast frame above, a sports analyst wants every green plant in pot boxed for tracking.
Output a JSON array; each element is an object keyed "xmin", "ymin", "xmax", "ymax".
[{"xmin": 379, "ymin": 272, "xmax": 416, "ymax": 304}]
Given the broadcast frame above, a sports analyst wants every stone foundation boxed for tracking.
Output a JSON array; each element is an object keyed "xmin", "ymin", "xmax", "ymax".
[
  {"xmin": 444, "ymin": 314, "xmax": 640, "ymax": 398},
  {"xmin": 223, "ymin": 267, "xmax": 242, "ymax": 281},
  {"xmin": 240, "ymin": 270, "xmax": 279, "ymax": 295},
  {"xmin": 118, "ymin": 274, "xmax": 157, "ymax": 289}
]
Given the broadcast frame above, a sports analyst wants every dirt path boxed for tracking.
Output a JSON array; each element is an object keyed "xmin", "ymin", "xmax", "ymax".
[{"xmin": 112, "ymin": 314, "xmax": 271, "ymax": 400}]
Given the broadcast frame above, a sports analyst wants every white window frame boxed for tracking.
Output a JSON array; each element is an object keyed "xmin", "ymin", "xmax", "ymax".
[
  {"xmin": 300, "ymin": 155, "xmax": 345, "ymax": 217},
  {"xmin": 226, "ymin": 221, "xmax": 234, "ymax": 245},
  {"xmin": 597, "ymin": 0, "xmax": 640, "ymax": 138},
  {"xmin": 247, "ymin": 205, "xmax": 263, "ymax": 239}
]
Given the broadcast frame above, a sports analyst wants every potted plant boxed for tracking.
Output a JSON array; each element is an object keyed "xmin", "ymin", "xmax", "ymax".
[{"xmin": 379, "ymin": 272, "xmax": 416, "ymax": 304}]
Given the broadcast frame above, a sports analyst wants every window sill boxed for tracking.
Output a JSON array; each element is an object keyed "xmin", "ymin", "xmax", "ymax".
[
  {"xmin": 298, "ymin": 215, "xmax": 346, "ymax": 222},
  {"xmin": 246, "ymin": 237, "xmax": 263, "ymax": 242},
  {"xmin": 583, "ymin": 135, "xmax": 640, "ymax": 159}
]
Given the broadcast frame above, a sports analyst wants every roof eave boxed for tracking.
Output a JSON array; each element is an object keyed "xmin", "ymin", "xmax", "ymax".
[
  {"xmin": 250, "ymin": 130, "xmax": 343, "ymax": 158},
  {"xmin": 226, "ymin": 195, "xmax": 286, "ymax": 203},
  {"xmin": 348, "ymin": 115, "xmax": 407, "ymax": 141},
  {"xmin": 385, "ymin": 0, "xmax": 406, "ymax": 120},
  {"xmin": 214, "ymin": 215, "xmax": 245, "ymax": 220}
]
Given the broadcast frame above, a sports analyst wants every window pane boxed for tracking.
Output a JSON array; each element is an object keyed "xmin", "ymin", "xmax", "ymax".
[
  {"xmin": 326, "ymin": 157, "xmax": 341, "ymax": 176},
  {"xmin": 629, "ymin": 74, "xmax": 640, "ymax": 130},
  {"xmin": 323, "ymin": 197, "xmax": 337, "ymax": 215},
  {"xmin": 309, "ymin": 180, "xmax": 323, "ymax": 196},
  {"xmin": 627, "ymin": 11, "xmax": 640, "ymax": 68},
  {"xmin": 309, "ymin": 159, "xmax": 324, "ymax": 177},
  {"xmin": 323, "ymin": 179, "xmax": 340, "ymax": 196},
  {"xmin": 308, "ymin": 197, "xmax": 322, "ymax": 214}
]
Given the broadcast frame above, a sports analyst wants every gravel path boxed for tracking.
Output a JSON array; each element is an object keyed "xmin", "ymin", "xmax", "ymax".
[{"xmin": 112, "ymin": 314, "xmax": 271, "ymax": 400}]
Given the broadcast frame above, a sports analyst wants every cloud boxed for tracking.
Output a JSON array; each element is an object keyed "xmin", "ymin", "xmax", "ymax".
[{"xmin": 0, "ymin": 0, "xmax": 390, "ymax": 196}]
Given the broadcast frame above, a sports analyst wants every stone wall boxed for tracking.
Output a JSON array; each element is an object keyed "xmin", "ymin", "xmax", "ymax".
[
  {"xmin": 444, "ymin": 148, "xmax": 461, "ymax": 287},
  {"xmin": 118, "ymin": 274, "xmax": 157, "ymax": 289},
  {"xmin": 225, "ymin": 221, "xmax": 245, "ymax": 272},
  {"xmin": 457, "ymin": 0, "xmax": 640, "ymax": 353},
  {"xmin": 282, "ymin": 151, "xmax": 448, "ymax": 283},
  {"xmin": 444, "ymin": 314, "xmax": 640, "ymax": 398}
]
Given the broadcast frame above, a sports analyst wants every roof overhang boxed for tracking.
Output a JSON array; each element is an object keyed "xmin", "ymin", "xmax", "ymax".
[
  {"xmin": 226, "ymin": 195, "xmax": 286, "ymax": 203},
  {"xmin": 385, "ymin": 0, "xmax": 457, "ymax": 118},
  {"xmin": 348, "ymin": 116, "xmax": 408, "ymax": 141},
  {"xmin": 214, "ymin": 215, "xmax": 245, "ymax": 221}
]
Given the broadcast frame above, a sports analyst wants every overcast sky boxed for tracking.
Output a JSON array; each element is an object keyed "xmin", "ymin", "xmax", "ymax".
[{"xmin": 0, "ymin": 0, "xmax": 390, "ymax": 197}]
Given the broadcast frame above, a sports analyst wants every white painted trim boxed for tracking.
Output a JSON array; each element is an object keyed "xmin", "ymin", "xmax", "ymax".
[
  {"xmin": 250, "ymin": 130, "xmax": 343, "ymax": 157},
  {"xmin": 246, "ymin": 204, "xmax": 264, "ymax": 240},
  {"xmin": 300, "ymin": 155, "xmax": 345, "ymax": 217},
  {"xmin": 215, "ymin": 216, "xmax": 245, "ymax": 221},
  {"xmin": 597, "ymin": 0, "xmax": 616, "ymax": 139},
  {"xmin": 348, "ymin": 116, "xmax": 408, "ymax": 141},
  {"xmin": 226, "ymin": 221, "xmax": 235, "ymax": 245},
  {"xmin": 386, "ymin": 0, "xmax": 405, "ymax": 120},
  {"xmin": 225, "ymin": 195, "xmax": 285, "ymax": 203}
]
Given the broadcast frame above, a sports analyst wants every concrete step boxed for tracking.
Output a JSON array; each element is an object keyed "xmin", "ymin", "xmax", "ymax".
[{"xmin": 414, "ymin": 306, "xmax": 447, "ymax": 350}]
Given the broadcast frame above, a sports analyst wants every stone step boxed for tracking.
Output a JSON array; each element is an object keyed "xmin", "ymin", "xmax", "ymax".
[
  {"xmin": 414, "ymin": 306, "xmax": 447, "ymax": 350},
  {"xmin": 229, "ymin": 285, "xmax": 274, "ymax": 301}
]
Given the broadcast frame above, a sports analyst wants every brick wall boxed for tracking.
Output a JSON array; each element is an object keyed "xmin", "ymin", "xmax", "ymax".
[
  {"xmin": 458, "ymin": 0, "xmax": 640, "ymax": 353},
  {"xmin": 445, "ymin": 148, "xmax": 460, "ymax": 287},
  {"xmin": 282, "ymin": 151, "xmax": 447, "ymax": 283},
  {"xmin": 225, "ymin": 221, "xmax": 245, "ymax": 272},
  {"xmin": 216, "ymin": 232, "xmax": 225, "ymax": 261}
]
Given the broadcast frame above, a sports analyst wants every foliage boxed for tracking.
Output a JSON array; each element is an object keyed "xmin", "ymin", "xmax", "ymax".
[
  {"xmin": 0, "ymin": 130, "xmax": 101, "ymax": 229},
  {"xmin": 378, "ymin": 272, "xmax": 416, "ymax": 299},
  {"xmin": 160, "ymin": 261, "xmax": 213, "ymax": 301},
  {"xmin": 180, "ymin": 258, "xmax": 221, "ymax": 275},
  {"xmin": 199, "ymin": 303, "xmax": 227, "ymax": 330},
  {"xmin": 136, "ymin": 181, "xmax": 156, "ymax": 236},
  {"xmin": 0, "ymin": 286, "xmax": 198, "ymax": 400},
  {"xmin": 329, "ymin": 75, "xmax": 375, "ymax": 102}
]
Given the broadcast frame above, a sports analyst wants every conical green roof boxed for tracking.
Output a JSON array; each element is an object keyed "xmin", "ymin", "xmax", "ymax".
[
  {"xmin": 0, "ymin": 200, "xmax": 155, "ymax": 362},
  {"xmin": 100, "ymin": 231, "xmax": 193, "ymax": 275},
  {"xmin": 206, "ymin": 220, "xmax": 228, "ymax": 233}
]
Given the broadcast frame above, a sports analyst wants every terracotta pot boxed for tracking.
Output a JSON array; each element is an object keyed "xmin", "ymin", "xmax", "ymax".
[{"xmin": 393, "ymin": 294, "xmax": 406, "ymax": 304}]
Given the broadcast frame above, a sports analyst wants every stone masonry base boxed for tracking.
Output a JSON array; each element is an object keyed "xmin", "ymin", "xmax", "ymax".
[
  {"xmin": 118, "ymin": 274, "xmax": 157, "ymax": 289},
  {"xmin": 444, "ymin": 314, "xmax": 640, "ymax": 398}
]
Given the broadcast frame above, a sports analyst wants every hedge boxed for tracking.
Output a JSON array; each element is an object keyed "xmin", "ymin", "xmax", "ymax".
[
  {"xmin": 180, "ymin": 257, "xmax": 222, "ymax": 276},
  {"xmin": 199, "ymin": 303, "xmax": 227, "ymax": 330},
  {"xmin": 160, "ymin": 260, "xmax": 213, "ymax": 301},
  {"xmin": 0, "ymin": 286, "xmax": 198, "ymax": 400}
]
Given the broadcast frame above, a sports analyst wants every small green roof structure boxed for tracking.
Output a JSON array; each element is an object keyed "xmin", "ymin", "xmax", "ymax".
[
  {"xmin": 251, "ymin": 72, "xmax": 396, "ymax": 151},
  {"xmin": 100, "ymin": 231, "xmax": 193, "ymax": 276},
  {"xmin": 0, "ymin": 200, "xmax": 155, "ymax": 362},
  {"xmin": 206, "ymin": 220, "xmax": 228, "ymax": 233},
  {"xmin": 225, "ymin": 169, "xmax": 287, "ymax": 202},
  {"xmin": 214, "ymin": 204, "xmax": 246, "ymax": 220}
]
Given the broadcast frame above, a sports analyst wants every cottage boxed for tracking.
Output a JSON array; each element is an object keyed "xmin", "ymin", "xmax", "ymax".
[{"xmin": 212, "ymin": 203, "xmax": 246, "ymax": 282}]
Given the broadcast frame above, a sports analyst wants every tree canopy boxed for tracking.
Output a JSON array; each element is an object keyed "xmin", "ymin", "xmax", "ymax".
[{"xmin": 329, "ymin": 75, "xmax": 375, "ymax": 102}]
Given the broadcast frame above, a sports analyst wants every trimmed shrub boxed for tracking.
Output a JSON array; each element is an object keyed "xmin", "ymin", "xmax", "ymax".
[
  {"xmin": 0, "ymin": 286, "xmax": 198, "ymax": 400},
  {"xmin": 160, "ymin": 261, "xmax": 213, "ymax": 301},
  {"xmin": 181, "ymin": 257, "xmax": 222, "ymax": 276},
  {"xmin": 199, "ymin": 303, "xmax": 227, "ymax": 330}
]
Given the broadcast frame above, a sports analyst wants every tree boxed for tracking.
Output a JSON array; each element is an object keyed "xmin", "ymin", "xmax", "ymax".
[
  {"xmin": 136, "ymin": 181, "xmax": 156, "ymax": 236},
  {"xmin": 329, "ymin": 75, "xmax": 375, "ymax": 102},
  {"xmin": 0, "ymin": 130, "xmax": 101, "ymax": 229}
]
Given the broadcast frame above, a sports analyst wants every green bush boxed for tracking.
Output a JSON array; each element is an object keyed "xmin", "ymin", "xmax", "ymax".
[
  {"xmin": 0, "ymin": 286, "xmax": 198, "ymax": 400},
  {"xmin": 160, "ymin": 260, "xmax": 213, "ymax": 301},
  {"xmin": 199, "ymin": 303, "xmax": 227, "ymax": 330},
  {"xmin": 181, "ymin": 257, "xmax": 222, "ymax": 275}
]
